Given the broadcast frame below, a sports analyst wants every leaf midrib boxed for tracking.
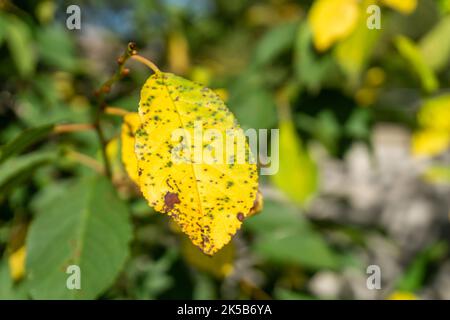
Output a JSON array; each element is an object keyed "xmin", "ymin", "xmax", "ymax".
[{"xmin": 161, "ymin": 75, "xmax": 205, "ymax": 218}]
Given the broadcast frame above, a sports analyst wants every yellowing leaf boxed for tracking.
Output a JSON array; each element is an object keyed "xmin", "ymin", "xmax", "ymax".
[
  {"xmin": 248, "ymin": 190, "xmax": 264, "ymax": 218},
  {"xmin": 213, "ymin": 88, "xmax": 229, "ymax": 102},
  {"xmin": 121, "ymin": 112, "xmax": 141, "ymax": 185},
  {"xmin": 168, "ymin": 31, "xmax": 190, "ymax": 75},
  {"xmin": 106, "ymin": 137, "xmax": 122, "ymax": 176},
  {"xmin": 417, "ymin": 94, "xmax": 450, "ymax": 132},
  {"xmin": 271, "ymin": 119, "xmax": 318, "ymax": 206},
  {"xmin": 412, "ymin": 94, "xmax": 450, "ymax": 157},
  {"xmin": 380, "ymin": 0, "xmax": 417, "ymax": 14},
  {"xmin": 8, "ymin": 246, "xmax": 26, "ymax": 281},
  {"xmin": 135, "ymin": 72, "xmax": 258, "ymax": 255},
  {"xmin": 412, "ymin": 129, "xmax": 450, "ymax": 157},
  {"xmin": 388, "ymin": 291, "xmax": 418, "ymax": 300},
  {"xmin": 308, "ymin": 0, "xmax": 359, "ymax": 52},
  {"xmin": 423, "ymin": 166, "xmax": 450, "ymax": 184},
  {"xmin": 334, "ymin": 1, "xmax": 381, "ymax": 87},
  {"xmin": 181, "ymin": 237, "xmax": 235, "ymax": 278},
  {"xmin": 395, "ymin": 35, "xmax": 439, "ymax": 94},
  {"xmin": 190, "ymin": 66, "xmax": 212, "ymax": 86}
]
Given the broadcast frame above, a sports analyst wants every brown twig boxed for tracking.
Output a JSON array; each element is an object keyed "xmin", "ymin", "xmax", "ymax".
[
  {"xmin": 94, "ymin": 42, "xmax": 160, "ymax": 179},
  {"xmin": 94, "ymin": 42, "xmax": 136, "ymax": 179},
  {"xmin": 53, "ymin": 123, "xmax": 95, "ymax": 134},
  {"xmin": 105, "ymin": 106, "xmax": 130, "ymax": 117},
  {"xmin": 66, "ymin": 150, "xmax": 104, "ymax": 174}
]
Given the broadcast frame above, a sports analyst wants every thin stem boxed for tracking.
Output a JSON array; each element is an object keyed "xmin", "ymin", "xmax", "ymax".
[
  {"xmin": 66, "ymin": 150, "xmax": 104, "ymax": 174},
  {"xmin": 54, "ymin": 123, "xmax": 95, "ymax": 134},
  {"xmin": 94, "ymin": 43, "xmax": 135, "ymax": 179},
  {"xmin": 93, "ymin": 42, "xmax": 160, "ymax": 179},
  {"xmin": 130, "ymin": 54, "xmax": 160, "ymax": 73},
  {"xmin": 105, "ymin": 106, "xmax": 130, "ymax": 117}
]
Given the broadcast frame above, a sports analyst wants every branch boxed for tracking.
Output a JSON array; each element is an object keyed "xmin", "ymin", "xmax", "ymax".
[{"xmin": 93, "ymin": 42, "xmax": 160, "ymax": 179}]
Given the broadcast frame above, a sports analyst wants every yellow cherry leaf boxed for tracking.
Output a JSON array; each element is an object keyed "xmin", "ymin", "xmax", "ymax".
[
  {"xmin": 121, "ymin": 112, "xmax": 141, "ymax": 185},
  {"xmin": 308, "ymin": 0, "xmax": 360, "ymax": 52},
  {"xmin": 135, "ymin": 72, "xmax": 258, "ymax": 255},
  {"xmin": 9, "ymin": 246, "xmax": 26, "ymax": 281},
  {"xmin": 380, "ymin": 0, "xmax": 417, "ymax": 14}
]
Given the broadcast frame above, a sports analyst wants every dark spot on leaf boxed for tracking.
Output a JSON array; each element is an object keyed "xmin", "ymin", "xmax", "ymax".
[
  {"xmin": 237, "ymin": 212, "xmax": 244, "ymax": 222},
  {"xmin": 164, "ymin": 192, "xmax": 180, "ymax": 212}
]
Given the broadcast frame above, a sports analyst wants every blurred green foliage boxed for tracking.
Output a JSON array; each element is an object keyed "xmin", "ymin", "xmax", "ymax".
[{"xmin": 0, "ymin": 0, "xmax": 449, "ymax": 300}]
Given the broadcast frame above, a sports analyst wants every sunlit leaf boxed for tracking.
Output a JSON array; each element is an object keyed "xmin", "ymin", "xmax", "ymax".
[
  {"xmin": 308, "ymin": 0, "xmax": 360, "ymax": 52},
  {"xmin": 380, "ymin": 0, "xmax": 418, "ymax": 14},
  {"xmin": 4, "ymin": 14, "xmax": 36, "ymax": 77},
  {"xmin": 412, "ymin": 129, "xmax": 450, "ymax": 157},
  {"xmin": 121, "ymin": 112, "xmax": 141, "ymax": 185},
  {"xmin": 419, "ymin": 16, "xmax": 450, "ymax": 73},
  {"xmin": 167, "ymin": 31, "xmax": 190, "ymax": 75},
  {"xmin": 388, "ymin": 291, "xmax": 418, "ymax": 300},
  {"xmin": 412, "ymin": 94, "xmax": 450, "ymax": 157},
  {"xmin": 395, "ymin": 35, "xmax": 439, "ymax": 93},
  {"xmin": 334, "ymin": 2, "xmax": 381, "ymax": 87},
  {"xmin": 8, "ymin": 246, "xmax": 26, "ymax": 281},
  {"xmin": 423, "ymin": 166, "xmax": 450, "ymax": 184},
  {"xmin": 271, "ymin": 118, "xmax": 318, "ymax": 206},
  {"xmin": 135, "ymin": 72, "xmax": 258, "ymax": 255},
  {"xmin": 417, "ymin": 94, "xmax": 450, "ymax": 132}
]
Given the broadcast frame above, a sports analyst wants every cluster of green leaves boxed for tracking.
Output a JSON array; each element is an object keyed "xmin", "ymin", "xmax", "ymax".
[{"xmin": 1, "ymin": 0, "xmax": 449, "ymax": 300}]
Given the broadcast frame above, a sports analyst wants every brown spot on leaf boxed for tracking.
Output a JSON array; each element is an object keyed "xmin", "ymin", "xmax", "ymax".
[
  {"xmin": 164, "ymin": 192, "xmax": 180, "ymax": 212},
  {"xmin": 237, "ymin": 212, "xmax": 244, "ymax": 222}
]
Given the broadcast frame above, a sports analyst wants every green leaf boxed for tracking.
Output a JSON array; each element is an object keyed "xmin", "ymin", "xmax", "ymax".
[
  {"xmin": 0, "ymin": 124, "xmax": 54, "ymax": 164},
  {"xmin": 5, "ymin": 15, "xmax": 36, "ymax": 77},
  {"xmin": 423, "ymin": 166, "xmax": 450, "ymax": 184},
  {"xmin": 0, "ymin": 152, "xmax": 56, "ymax": 201},
  {"xmin": 396, "ymin": 242, "xmax": 448, "ymax": 292},
  {"xmin": 395, "ymin": 35, "xmax": 439, "ymax": 93},
  {"xmin": 0, "ymin": 259, "xmax": 27, "ymax": 299},
  {"xmin": 244, "ymin": 200, "xmax": 312, "ymax": 234},
  {"xmin": 344, "ymin": 108, "xmax": 371, "ymax": 140},
  {"xmin": 26, "ymin": 176, "xmax": 132, "ymax": 299},
  {"xmin": 297, "ymin": 110, "xmax": 342, "ymax": 154},
  {"xmin": 274, "ymin": 288, "xmax": 317, "ymax": 300},
  {"xmin": 334, "ymin": 11, "xmax": 381, "ymax": 88},
  {"xmin": 252, "ymin": 21, "xmax": 298, "ymax": 66},
  {"xmin": 253, "ymin": 231, "xmax": 340, "ymax": 270},
  {"xmin": 247, "ymin": 200, "xmax": 340, "ymax": 270},
  {"xmin": 37, "ymin": 25, "xmax": 79, "ymax": 71},
  {"xmin": 228, "ymin": 71, "xmax": 278, "ymax": 130},
  {"xmin": 271, "ymin": 119, "xmax": 318, "ymax": 206},
  {"xmin": 294, "ymin": 22, "xmax": 334, "ymax": 92},
  {"xmin": 419, "ymin": 15, "xmax": 450, "ymax": 72},
  {"xmin": 0, "ymin": 13, "xmax": 7, "ymax": 45}
]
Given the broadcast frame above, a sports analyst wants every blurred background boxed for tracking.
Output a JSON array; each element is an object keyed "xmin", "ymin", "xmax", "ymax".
[{"xmin": 0, "ymin": 0, "xmax": 450, "ymax": 300}]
